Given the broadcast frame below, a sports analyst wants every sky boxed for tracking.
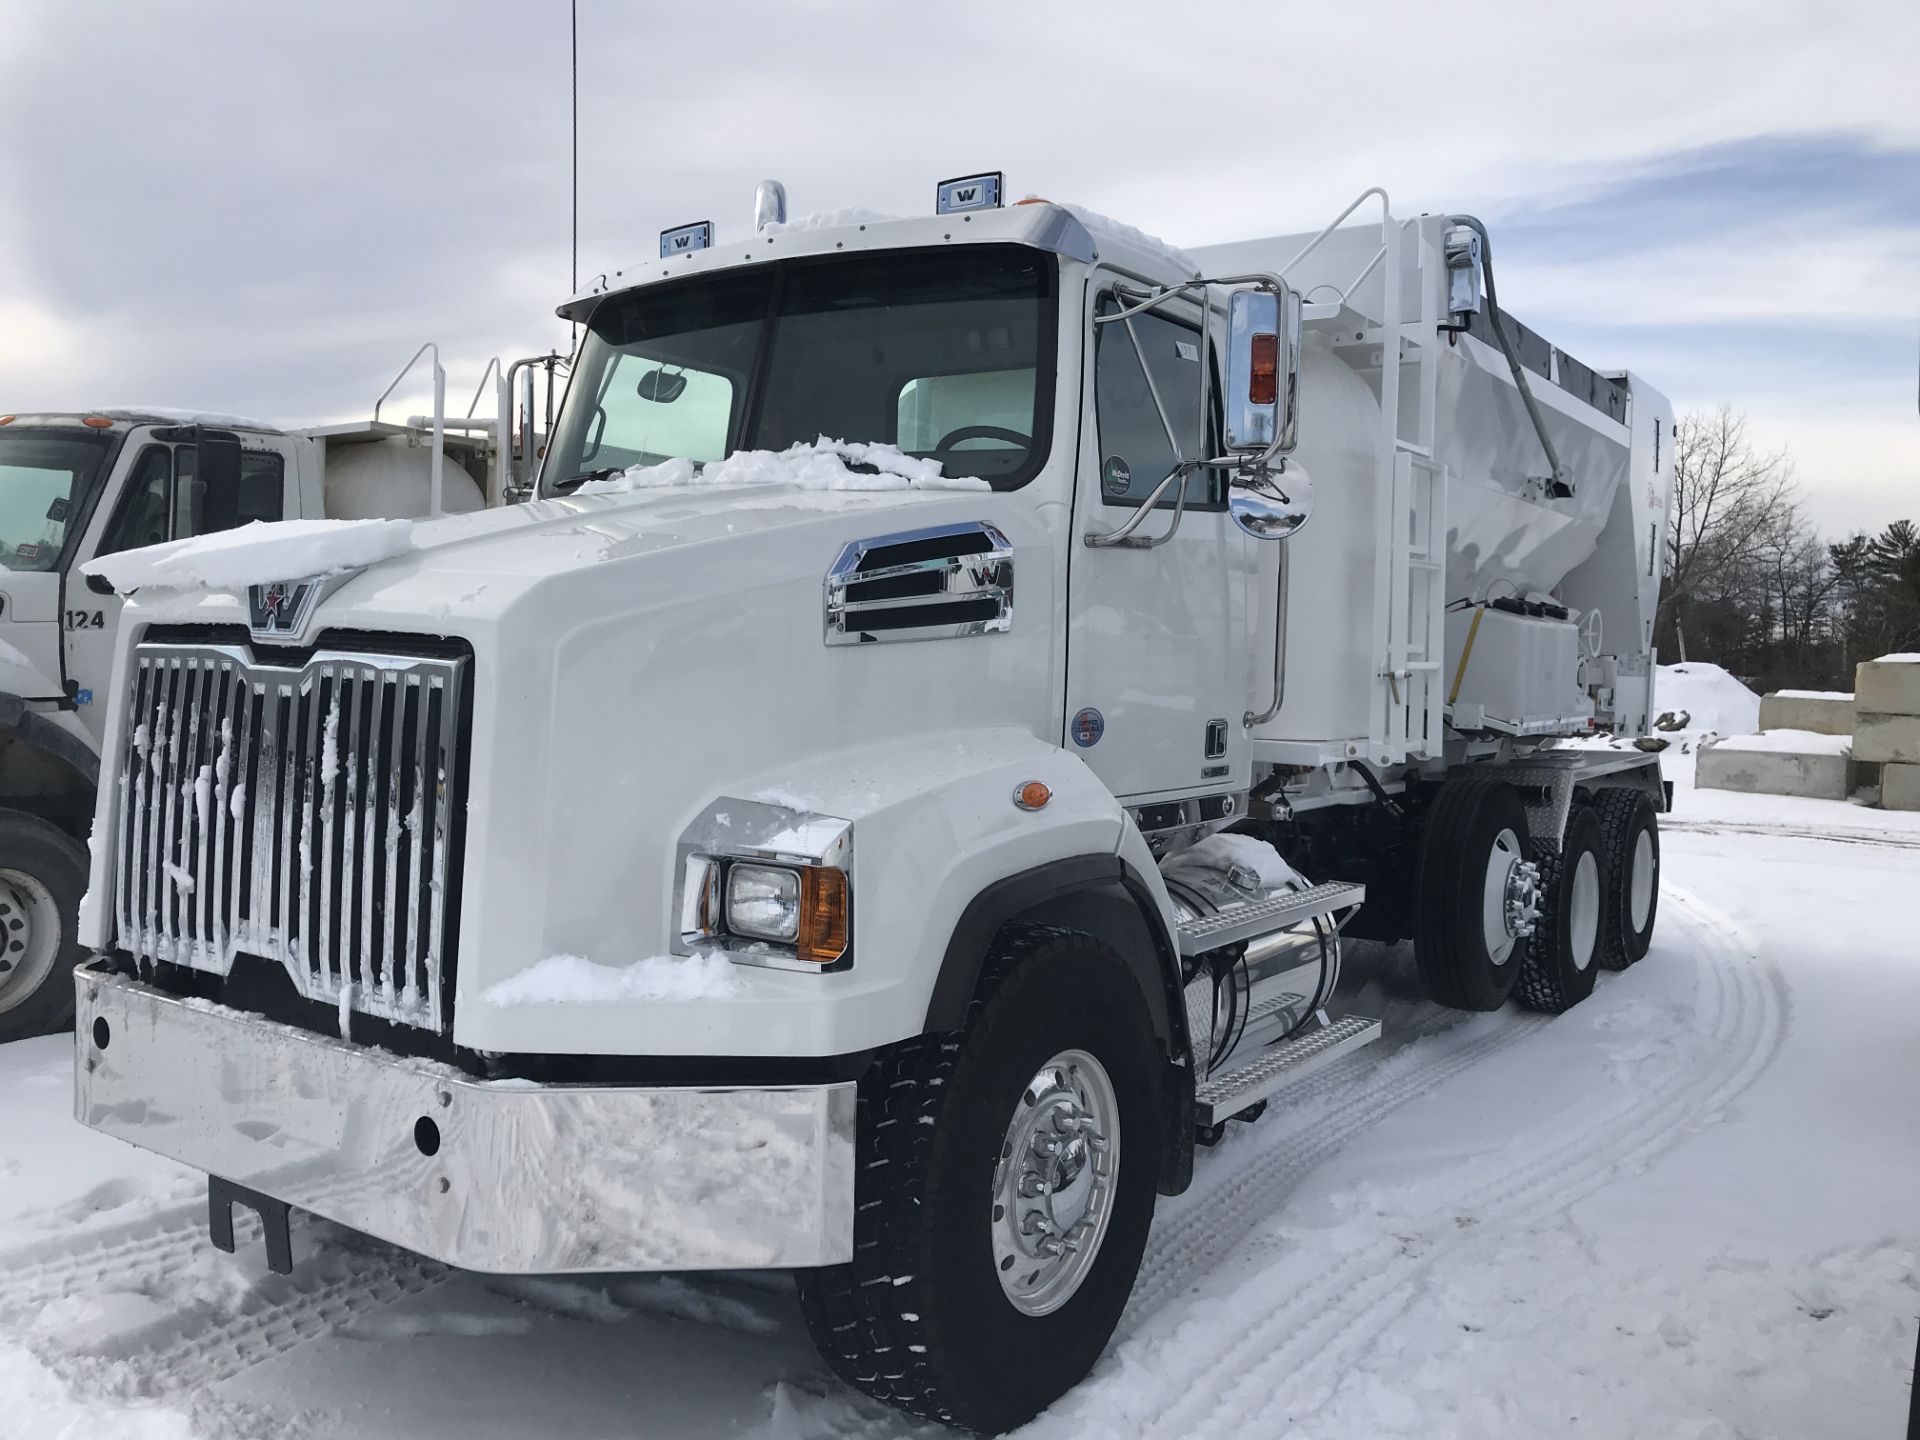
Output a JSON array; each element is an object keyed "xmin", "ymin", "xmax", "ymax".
[{"xmin": 2, "ymin": 0, "xmax": 1915, "ymax": 537}]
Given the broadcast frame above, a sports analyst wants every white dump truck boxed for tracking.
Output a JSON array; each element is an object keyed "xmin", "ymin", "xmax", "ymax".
[
  {"xmin": 71, "ymin": 178, "xmax": 1671, "ymax": 1432},
  {"xmin": 0, "ymin": 348, "xmax": 562, "ymax": 1038}
]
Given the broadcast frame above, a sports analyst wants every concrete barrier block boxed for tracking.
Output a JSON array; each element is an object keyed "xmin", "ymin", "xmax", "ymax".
[
  {"xmin": 1853, "ymin": 712, "xmax": 1920, "ymax": 766},
  {"xmin": 1855, "ymin": 656, "xmax": 1920, "ymax": 717},
  {"xmin": 1758, "ymin": 691, "xmax": 1855, "ymax": 735},
  {"xmin": 1882, "ymin": 762, "xmax": 1920, "ymax": 811},
  {"xmin": 1696, "ymin": 732, "xmax": 1850, "ymax": 800}
]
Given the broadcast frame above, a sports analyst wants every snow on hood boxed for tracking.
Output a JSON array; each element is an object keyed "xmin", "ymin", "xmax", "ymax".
[
  {"xmin": 81, "ymin": 518, "xmax": 416, "ymax": 594},
  {"xmin": 573, "ymin": 437, "xmax": 989, "ymax": 495}
]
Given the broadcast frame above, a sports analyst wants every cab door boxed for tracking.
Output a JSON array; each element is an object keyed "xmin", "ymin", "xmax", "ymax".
[
  {"xmin": 1063, "ymin": 280, "xmax": 1253, "ymax": 805},
  {"xmin": 65, "ymin": 437, "xmax": 288, "ymax": 742}
]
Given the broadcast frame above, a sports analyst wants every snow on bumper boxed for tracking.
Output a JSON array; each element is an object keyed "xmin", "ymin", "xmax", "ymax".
[{"xmin": 72, "ymin": 963, "xmax": 856, "ymax": 1273}]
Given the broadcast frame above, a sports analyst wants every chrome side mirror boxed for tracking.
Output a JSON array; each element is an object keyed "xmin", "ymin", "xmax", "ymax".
[
  {"xmin": 1228, "ymin": 459, "xmax": 1312, "ymax": 540},
  {"xmin": 1223, "ymin": 286, "xmax": 1301, "ymax": 456}
]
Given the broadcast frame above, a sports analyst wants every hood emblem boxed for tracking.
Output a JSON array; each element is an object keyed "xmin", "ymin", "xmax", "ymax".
[{"xmin": 248, "ymin": 578, "xmax": 319, "ymax": 643}]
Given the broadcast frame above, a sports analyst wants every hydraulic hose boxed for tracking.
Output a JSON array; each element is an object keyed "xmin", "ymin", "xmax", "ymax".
[{"xmin": 1449, "ymin": 215, "xmax": 1572, "ymax": 499}]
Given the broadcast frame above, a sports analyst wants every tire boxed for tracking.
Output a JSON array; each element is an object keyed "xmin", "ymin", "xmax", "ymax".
[
  {"xmin": 795, "ymin": 929, "xmax": 1161, "ymax": 1434},
  {"xmin": 0, "ymin": 810, "xmax": 91, "ymax": 1043},
  {"xmin": 1515, "ymin": 806, "xmax": 1605, "ymax": 1013},
  {"xmin": 1414, "ymin": 778, "xmax": 1534, "ymax": 1011},
  {"xmin": 1592, "ymin": 787, "xmax": 1660, "ymax": 970}
]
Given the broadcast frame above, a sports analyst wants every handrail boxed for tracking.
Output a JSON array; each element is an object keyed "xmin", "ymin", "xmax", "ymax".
[
  {"xmin": 370, "ymin": 342, "xmax": 445, "ymax": 516},
  {"xmin": 372, "ymin": 342, "xmax": 439, "ymax": 426},
  {"xmin": 464, "ymin": 356, "xmax": 501, "ymax": 419}
]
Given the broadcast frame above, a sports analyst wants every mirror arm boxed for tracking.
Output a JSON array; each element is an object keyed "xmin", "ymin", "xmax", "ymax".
[{"xmin": 1085, "ymin": 462, "xmax": 1195, "ymax": 549}]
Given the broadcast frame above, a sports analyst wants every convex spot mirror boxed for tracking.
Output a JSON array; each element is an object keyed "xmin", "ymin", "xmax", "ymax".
[{"xmin": 1228, "ymin": 460, "xmax": 1313, "ymax": 540}]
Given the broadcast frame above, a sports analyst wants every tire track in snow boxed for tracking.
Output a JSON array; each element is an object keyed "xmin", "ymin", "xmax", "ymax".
[
  {"xmin": 60, "ymin": 1250, "xmax": 449, "ymax": 1395},
  {"xmin": 1121, "ymin": 1001, "xmax": 1553, "ymax": 1328},
  {"xmin": 1664, "ymin": 818, "xmax": 1920, "ymax": 850},
  {"xmin": 0, "ymin": 1204, "xmax": 209, "ymax": 1321},
  {"xmin": 0, "ymin": 1198, "xmax": 451, "ymax": 1394},
  {"xmin": 1080, "ymin": 889, "xmax": 1786, "ymax": 1440}
]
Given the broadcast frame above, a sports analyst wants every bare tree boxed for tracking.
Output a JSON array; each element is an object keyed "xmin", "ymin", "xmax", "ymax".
[{"xmin": 1659, "ymin": 407, "xmax": 1798, "ymax": 662}]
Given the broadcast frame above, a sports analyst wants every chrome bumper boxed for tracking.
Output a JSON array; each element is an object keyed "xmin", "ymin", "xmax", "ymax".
[{"xmin": 73, "ymin": 963, "xmax": 856, "ymax": 1273}]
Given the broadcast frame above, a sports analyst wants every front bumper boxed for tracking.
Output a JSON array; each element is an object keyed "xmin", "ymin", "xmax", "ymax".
[{"xmin": 73, "ymin": 963, "xmax": 856, "ymax": 1273}]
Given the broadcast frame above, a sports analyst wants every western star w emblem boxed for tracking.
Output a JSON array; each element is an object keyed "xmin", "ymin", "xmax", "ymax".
[{"xmin": 248, "ymin": 579, "xmax": 314, "ymax": 640}]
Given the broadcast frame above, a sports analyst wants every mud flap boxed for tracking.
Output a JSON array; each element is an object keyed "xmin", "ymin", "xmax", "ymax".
[{"xmin": 209, "ymin": 1175, "xmax": 294, "ymax": 1274}]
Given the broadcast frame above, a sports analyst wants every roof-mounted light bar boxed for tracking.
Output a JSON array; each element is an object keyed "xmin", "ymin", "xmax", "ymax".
[
  {"xmin": 659, "ymin": 220, "xmax": 714, "ymax": 259},
  {"xmin": 936, "ymin": 171, "xmax": 1003, "ymax": 215}
]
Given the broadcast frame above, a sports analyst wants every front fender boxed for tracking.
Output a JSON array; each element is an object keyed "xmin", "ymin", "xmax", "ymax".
[{"xmin": 455, "ymin": 728, "xmax": 1131, "ymax": 1058}]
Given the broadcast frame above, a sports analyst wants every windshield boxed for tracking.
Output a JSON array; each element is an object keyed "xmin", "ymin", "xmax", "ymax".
[
  {"xmin": 0, "ymin": 428, "xmax": 114, "ymax": 572},
  {"xmin": 547, "ymin": 244, "xmax": 1056, "ymax": 493}
]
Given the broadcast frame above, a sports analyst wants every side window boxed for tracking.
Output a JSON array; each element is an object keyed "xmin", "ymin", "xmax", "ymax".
[
  {"xmin": 192, "ymin": 449, "xmax": 284, "ymax": 535},
  {"xmin": 98, "ymin": 446, "xmax": 174, "ymax": 557},
  {"xmin": 99, "ymin": 444, "xmax": 285, "ymax": 559},
  {"xmin": 1094, "ymin": 299, "xmax": 1216, "ymax": 507}
]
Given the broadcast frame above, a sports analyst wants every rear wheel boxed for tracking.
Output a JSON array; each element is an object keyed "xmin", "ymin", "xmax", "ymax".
[
  {"xmin": 0, "ymin": 811, "xmax": 90, "ymax": 1043},
  {"xmin": 1515, "ymin": 806, "xmax": 1605, "ymax": 1013},
  {"xmin": 1415, "ymin": 779, "xmax": 1539, "ymax": 1011},
  {"xmin": 1592, "ymin": 788, "xmax": 1660, "ymax": 969},
  {"xmin": 795, "ymin": 930, "xmax": 1161, "ymax": 1434}
]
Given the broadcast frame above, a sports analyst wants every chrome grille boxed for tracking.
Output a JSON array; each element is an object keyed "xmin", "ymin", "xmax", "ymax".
[{"xmin": 113, "ymin": 640, "xmax": 468, "ymax": 1032}]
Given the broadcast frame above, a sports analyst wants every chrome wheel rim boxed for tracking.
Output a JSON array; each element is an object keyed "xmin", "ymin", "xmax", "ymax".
[
  {"xmin": 989, "ymin": 1048, "xmax": 1120, "ymax": 1317},
  {"xmin": 1629, "ymin": 829, "xmax": 1655, "ymax": 932},
  {"xmin": 1482, "ymin": 828, "xmax": 1537, "ymax": 965},
  {"xmin": 1569, "ymin": 851, "xmax": 1602, "ymax": 972},
  {"xmin": 0, "ymin": 869, "xmax": 62, "ymax": 1015}
]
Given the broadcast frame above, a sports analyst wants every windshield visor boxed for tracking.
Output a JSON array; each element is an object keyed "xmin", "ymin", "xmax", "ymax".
[
  {"xmin": 0, "ymin": 428, "xmax": 114, "ymax": 571},
  {"xmin": 548, "ymin": 244, "xmax": 1056, "ymax": 492}
]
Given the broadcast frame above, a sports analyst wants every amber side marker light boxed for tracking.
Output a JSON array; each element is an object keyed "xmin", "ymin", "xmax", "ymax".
[
  {"xmin": 0, "ymin": 416, "xmax": 14, "ymax": 426},
  {"xmin": 81, "ymin": 415, "xmax": 114, "ymax": 428},
  {"xmin": 798, "ymin": 866, "xmax": 849, "ymax": 964},
  {"xmin": 1014, "ymin": 780, "xmax": 1052, "ymax": 812},
  {"xmin": 1248, "ymin": 334, "xmax": 1279, "ymax": 406}
]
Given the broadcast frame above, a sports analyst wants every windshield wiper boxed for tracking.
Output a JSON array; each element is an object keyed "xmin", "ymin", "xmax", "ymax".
[{"xmin": 549, "ymin": 466, "xmax": 624, "ymax": 494}]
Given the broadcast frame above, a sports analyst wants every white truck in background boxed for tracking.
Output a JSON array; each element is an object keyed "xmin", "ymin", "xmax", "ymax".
[
  {"xmin": 71, "ymin": 179, "xmax": 1672, "ymax": 1432},
  {"xmin": 0, "ymin": 348, "xmax": 563, "ymax": 1038}
]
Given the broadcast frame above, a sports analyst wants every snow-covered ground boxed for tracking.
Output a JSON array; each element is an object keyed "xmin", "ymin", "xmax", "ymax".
[{"xmin": 4, "ymin": 747, "xmax": 1917, "ymax": 1437}]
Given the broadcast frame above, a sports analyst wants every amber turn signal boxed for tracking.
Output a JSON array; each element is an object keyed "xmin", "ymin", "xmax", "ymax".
[
  {"xmin": 1013, "ymin": 780, "xmax": 1052, "ymax": 812},
  {"xmin": 1248, "ymin": 334, "xmax": 1279, "ymax": 406},
  {"xmin": 798, "ymin": 866, "xmax": 849, "ymax": 964}
]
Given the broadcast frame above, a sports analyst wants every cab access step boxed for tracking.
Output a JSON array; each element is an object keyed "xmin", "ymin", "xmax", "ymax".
[{"xmin": 1176, "ymin": 879, "xmax": 1382, "ymax": 1128}]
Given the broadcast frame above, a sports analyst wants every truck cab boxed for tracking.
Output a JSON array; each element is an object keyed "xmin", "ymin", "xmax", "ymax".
[
  {"xmin": 0, "ymin": 392, "xmax": 508, "ymax": 1039},
  {"xmin": 69, "ymin": 181, "xmax": 1672, "ymax": 1432}
]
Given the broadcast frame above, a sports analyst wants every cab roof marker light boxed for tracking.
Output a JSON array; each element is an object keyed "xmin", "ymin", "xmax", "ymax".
[
  {"xmin": 936, "ymin": 171, "xmax": 1004, "ymax": 215},
  {"xmin": 659, "ymin": 220, "xmax": 714, "ymax": 259}
]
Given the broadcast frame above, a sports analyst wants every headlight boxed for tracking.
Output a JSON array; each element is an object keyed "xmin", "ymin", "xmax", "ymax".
[{"xmin": 726, "ymin": 864, "xmax": 802, "ymax": 943}]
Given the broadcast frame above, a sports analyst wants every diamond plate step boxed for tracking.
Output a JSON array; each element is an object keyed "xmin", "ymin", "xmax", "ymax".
[
  {"xmin": 1174, "ymin": 881, "xmax": 1366, "ymax": 956},
  {"xmin": 1195, "ymin": 1014, "xmax": 1383, "ymax": 1126}
]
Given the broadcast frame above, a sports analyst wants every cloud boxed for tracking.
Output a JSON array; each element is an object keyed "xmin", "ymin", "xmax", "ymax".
[{"xmin": 0, "ymin": 0, "xmax": 1914, "ymax": 529}]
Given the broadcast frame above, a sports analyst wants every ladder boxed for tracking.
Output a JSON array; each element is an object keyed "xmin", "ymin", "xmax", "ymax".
[{"xmin": 1286, "ymin": 192, "xmax": 1450, "ymax": 768}]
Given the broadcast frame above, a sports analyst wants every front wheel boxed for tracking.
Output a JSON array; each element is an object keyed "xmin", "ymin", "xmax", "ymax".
[
  {"xmin": 796, "ymin": 930, "xmax": 1161, "ymax": 1434},
  {"xmin": 0, "ymin": 810, "xmax": 91, "ymax": 1043}
]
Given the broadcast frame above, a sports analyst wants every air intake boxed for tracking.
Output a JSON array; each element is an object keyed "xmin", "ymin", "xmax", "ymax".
[{"xmin": 824, "ymin": 522, "xmax": 1014, "ymax": 645}]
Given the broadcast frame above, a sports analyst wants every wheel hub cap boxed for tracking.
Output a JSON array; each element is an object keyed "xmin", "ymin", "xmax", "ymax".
[
  {"xmin": 1482, "ymin": 827, "xmax": 1540, "ymax": 965},
  {"xmin": 990, "ymin": 1049, "xmax": 1119, "ymax": 1317},
  {"xmin": 0, "ymin": 869, "xmax": 62, "ymax": 1015}
]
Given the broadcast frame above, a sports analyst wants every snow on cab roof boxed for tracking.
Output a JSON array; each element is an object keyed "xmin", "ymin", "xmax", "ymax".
[
  {"xmin": 100, "ymin": 407, "xmax": 283, "ymax": 431},
  {"xmin": 558, "ymin": 199, "xmax": 1200, "ymax": 322}
]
